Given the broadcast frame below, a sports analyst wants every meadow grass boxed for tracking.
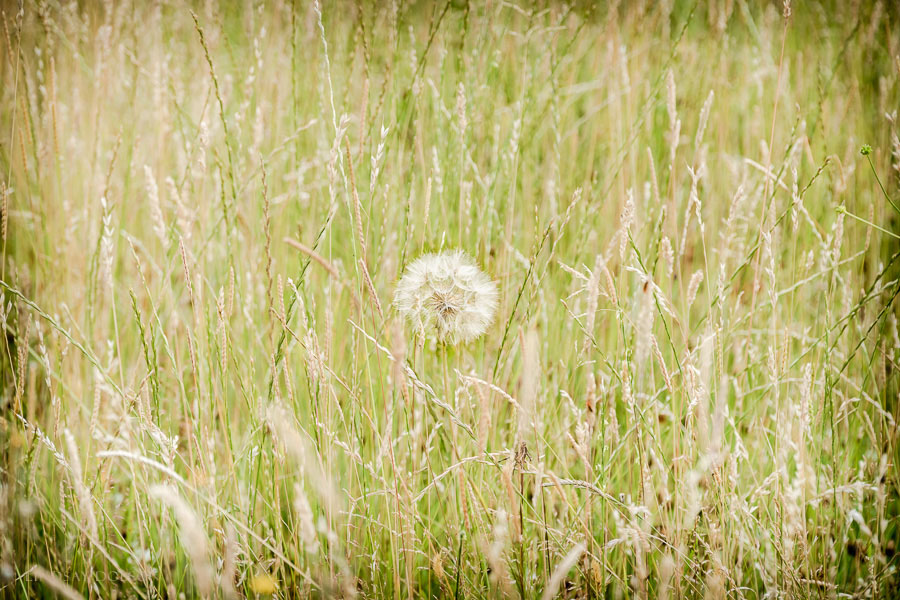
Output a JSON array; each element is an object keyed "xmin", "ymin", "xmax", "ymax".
[{"xmin": 1, "ymin": 1, "xmax": 899, "ymax": 598}]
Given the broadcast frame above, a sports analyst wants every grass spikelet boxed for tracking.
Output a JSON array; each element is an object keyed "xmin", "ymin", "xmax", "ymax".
[
  {"xmin": 29, "ymin": 565, "xmax": 85, "ymax": 600},
  {"xmin": 486, "ymin": 509, "xmax": 511, "ymax": 590},
  {"xmin": 265, "ymin": 403, "xmax": 340, "ymax": 512},
  {"xmin": 143, "ymin": 165, "xmax": 166, "ymax": 246},
  {"xmin": 221, "ymin": 524, "xmax": 239, "ymax": 599},
  {"xmin": 517, "ymin": 328, "xmax": 539, "ymax": 444},
  {"xmin": 658, "ymin": 553, "xmax": 676, "ymax": 600},
  {"xmin": 542, "ymin": 544, "xmax": 585, "ymax": 600},
  {"xmin": 500, "ymin": 456, "xmax": 519, "ymax": 541},
  {"xmin": 149, "ymin": 484, "xmax": 214, "ymax": 596},
  {"xmin": 1, "ymin": 180, "xmax": 8, "ymax": 248},
  {"xmin": 293, "ymin": 482, "xmax": 320, "ymax": 555},
  {"xmin": 63, "ymin": 429, "xmax": 97, "ymax": 541},
  {"xmin": 582, "ymin": 255, "xmax": 603, "ymax": 355},
  {"xmin": 98, "ymin": 197, "xmax": 115, "ymax": 292},
  {"xmin": 686, "ymin": 269, "xmax": 704, "ymax": 308}
]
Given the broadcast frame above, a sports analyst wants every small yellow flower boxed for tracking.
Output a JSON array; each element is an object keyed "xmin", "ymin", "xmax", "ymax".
[{"xmin": 250, "ymin": 573, "xmax": 277, "ymax": 595}]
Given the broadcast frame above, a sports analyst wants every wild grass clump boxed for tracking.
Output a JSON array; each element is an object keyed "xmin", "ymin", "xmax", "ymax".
[{"xmin": 1, "ymin": 1, "xmax": 899, "ymax": 598}]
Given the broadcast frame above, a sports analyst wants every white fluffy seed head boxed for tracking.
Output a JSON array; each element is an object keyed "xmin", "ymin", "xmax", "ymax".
[{"xmin": 394, "ymin": 250, "xmax": 498, "ymax": 344}]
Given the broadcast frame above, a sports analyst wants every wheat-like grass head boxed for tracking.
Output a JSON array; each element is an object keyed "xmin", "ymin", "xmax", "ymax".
[{"xmin": 394, "ymin": 250, "xmax": 498, "ymax": 344}]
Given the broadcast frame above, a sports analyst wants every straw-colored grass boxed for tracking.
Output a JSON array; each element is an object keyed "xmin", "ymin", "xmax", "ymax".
[{"xmin": 1, "ymin": 1, "xmax": 899, "ymax": 597}]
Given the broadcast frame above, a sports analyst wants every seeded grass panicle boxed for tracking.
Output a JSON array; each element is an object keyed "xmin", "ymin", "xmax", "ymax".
[{"xmin": 394, "ymin": 250, "xmax": 498, "ymax": 344}]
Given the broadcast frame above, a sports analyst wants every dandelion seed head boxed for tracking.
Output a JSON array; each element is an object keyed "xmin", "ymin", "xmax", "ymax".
[{"xmin": 394, "ymin": 250, "xmax": 498, "ymax": 344}]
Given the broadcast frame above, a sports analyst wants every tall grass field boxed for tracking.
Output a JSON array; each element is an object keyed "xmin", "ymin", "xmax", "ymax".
[{"xmin": 1, "ymin": 0, "xmax": 899, "ymax": 597}]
